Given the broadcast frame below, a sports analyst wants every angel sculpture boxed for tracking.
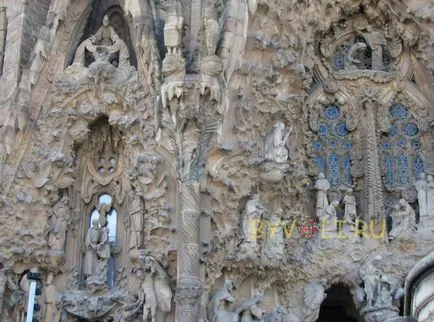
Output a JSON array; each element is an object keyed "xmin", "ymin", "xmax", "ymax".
[{"xmin": 264, "ymin": 122, "xmax": 292, "ymax": 164}]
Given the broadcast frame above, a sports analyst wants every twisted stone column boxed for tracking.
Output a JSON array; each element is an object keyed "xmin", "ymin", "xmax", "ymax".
[{"xmin": 176, "ymin": 181, "xmax": 203, "ymax": 321}]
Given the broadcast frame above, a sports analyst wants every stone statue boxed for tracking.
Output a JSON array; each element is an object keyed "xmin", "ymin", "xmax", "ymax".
[
  {"xmin": 302, "ymin": 279, "xmax": 327, "ymax": 321},
  {"xmin": 264, "ymin": 122, "xmax": 291, "ymax": 163},
  {"xmin": 46, "ymin": 0, "xmax": 71, "ymax": 27},
  {"xmin": 208, "ymin": 279, "xmax": 238, "ymax": 322},
  {"xmin": 343, "ymin": 188, "xmax": 357, "ymax": 226},
  {"xmin": 359, "ymin": 258, "xmax": 381, "ymax": 307},
  {"xmin": 94, "ymin": 15, "xmax": 116, "ymax": 46},
  {"xmin": 129, "ymin": 195, "xmax": 144, "ymax": 250},
  {"xmin": 264, "ymin": 209, "xmax": 285, "ymax": 262},
  {"xmin": 44, "ymin": 272, "xmax": 60, "ymax": 322},
  {"xmin": 47, "ymin": 196, "xmax": 69, "ymax": 252},
  {"xmin": 164, "ymin": 3, "xmax": 183, "ymax": 55},
  {"xmin": 139, "ymin": 255, "xmax": 173, "ymax": 322},
  {"xmin": 389, "ymin": 199, "xmax": 416, "ymax": 241},
  {"xmin": 427, "ymin": 174, "xmax": 434, "ymax": 215},
  {"xmin": 314, "ymin": 172, "xmax": 330, "ymax": 218},
  {"xmin": 319, "ymin": 200, "xmax": 339, "ymax": 232},
  {"xmin": 344, "ymin": 42, "xmax": 367, "ymax": 70},
  {"xmin": 71, "ymin": 14, "xmax": 130, "ymax": 68},
  {"xmin": 414, "ymin": 173, "xmax": 428, "ymax": 219},
  {"xmin": 204, "ymin": 8, "xmax": 219, "ymax": 56},
  {"xmin": 242, "ymin": 194, "xmax": 264, "ymax": 243},
  {"xmin": 234, "ymin": 289, "xmax": 264, "ymax": 322},
  {"xmin": 96, "ymin": 206, "xmax": 111, "ymax": 261},
  {"xmin": 84, "ymin": 218, "xmax": 100, "ymax": 278},
  {"xmin": 356, "ymin": 25, "xmax": 387, "ymax": 70}
]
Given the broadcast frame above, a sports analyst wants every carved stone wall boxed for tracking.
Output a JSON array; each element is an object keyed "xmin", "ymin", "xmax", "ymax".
[{"xmin": 0, "ymin": 0, "xmax": 433, "ymax": 321}]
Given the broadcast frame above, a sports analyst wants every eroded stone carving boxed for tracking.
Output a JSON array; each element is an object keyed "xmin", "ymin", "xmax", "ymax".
[
  {"xmin": 414, "ymin": 173, "xmax": 428, "ymax": 219},
  {"xmin": 238, "ymin": 195, "xmax": 264, "ymax": 260},
  {"xmin": 388, "ymin": 199, "xmax": 416, "ymax": 241},
  {"xmin": 314, "ymin": 172, "xmax": 330, "ymax": 219}
]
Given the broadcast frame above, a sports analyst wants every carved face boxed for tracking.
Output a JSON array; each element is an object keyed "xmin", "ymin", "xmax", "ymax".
[{"xmin": 103, "ymin": 15, "xmax": 110, "ymax": 26}]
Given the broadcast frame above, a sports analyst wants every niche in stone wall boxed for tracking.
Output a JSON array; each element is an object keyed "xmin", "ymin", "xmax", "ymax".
[
  {"xmin": 67, "ymin": 1, "xmax": 137, "ymax": 68},
  {"xmin": 69, "ymin": 117, "xmax": 129, "ymax": 292}
]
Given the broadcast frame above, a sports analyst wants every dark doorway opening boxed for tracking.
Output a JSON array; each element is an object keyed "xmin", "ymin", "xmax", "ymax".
[{"xmin": 317, "ymin": 284, "xmax": 363, "ymax": 322}]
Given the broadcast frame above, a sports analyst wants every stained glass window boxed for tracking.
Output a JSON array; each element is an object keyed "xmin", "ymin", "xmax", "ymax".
[
  {"xmin": 381, "ymin": 103, "xmax": 424, "ymax": 190},
  {"xmin": 312, "ymin": 104, "xmax": 353, "ymax": 187}
]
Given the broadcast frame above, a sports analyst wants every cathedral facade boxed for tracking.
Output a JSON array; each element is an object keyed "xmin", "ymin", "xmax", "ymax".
[{"xmin": 0, "ymin": 0, "xmax": 433, "ymax": 321}]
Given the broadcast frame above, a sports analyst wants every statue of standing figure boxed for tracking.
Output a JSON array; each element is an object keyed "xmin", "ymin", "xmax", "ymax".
[
  {"xmin": 164, "ymin": 2, "xmax": 183, "ymax": 55},
  {"xmin": 314, "ymin": 172, "xmax": 330, "ymax": 219},
  {"xmin": 47, "ymin": 196, "xmax": 69, "ymax": 253},
  {"xmin": 44, "ymin": 272, "xmax": 61, "ymax": 322},
  {"xmin": 129, "ymin": 195, "xmax": 144, "ymax": 250},
  {"xmin": 84, "ymin": 218, "xmax": 100, "ymax": 278},
  {"xmin": 263, "ymin": 209, "xmax": 285, "ymax": 262},
  {"xmin": 343, "ymin": 188, "xmax": 357, "ymax": 227},
  {"xmin": 239, "ymin": 195, "xmax": 264, "ymax": 260},
  {"xmin": 414, "ymin": 173, "xmax": 428, "ymax": 219},
  {"xmin": 264, "ymin": 122, "xmax": 291, "ymax": 164}
]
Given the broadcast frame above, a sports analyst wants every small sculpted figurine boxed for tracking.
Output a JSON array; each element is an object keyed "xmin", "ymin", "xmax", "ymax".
[{"xmin": 264, "ymin": 122, "xmax": 291, "ymax": 164}]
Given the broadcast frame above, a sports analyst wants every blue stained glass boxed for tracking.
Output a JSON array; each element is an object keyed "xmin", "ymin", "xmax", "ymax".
[
  {"xmin": 404, "ymin": 123, "xmax": 419, "ymax": 137},
  {"xmin": 344, "ymin": 154, "xmax": 352, "ymax": 185},
  {"xmin": 328, "ymin": 152, "xmax": 340, "ymax": 186},
  {"xmin": 335, "ymin": 123, "xmax": 349, "ymax": 136},
  {"xmin": 397, "ymin": 137, "xmax": 407, "ymax": 148},
  {"xmin": 390, "ymin": 103, "xmax": 408, "ymax": 121},
  {"xmin": 327, "ymin": 139, "xmax": 338, "ymax": 148},
  {"xmin": 332, "ymin": 55, "xmax": 345, "ymax": 70},
  {"xmin": 411, "ymin": 139, "xmax": 422, "ymax": 150},
  {"xmin": 315, "ymin": 155, "xmax": 325, "ymax": 173},
  {"xmin": 343, "ymin": 141, "xmax": 352, "ymax": 150},
  {"xmin": 382, "ymin": 141, "xmax": 392, "ymax": 150},
  {"xmin": 389, "ymin": 123, "xmax": 398, "ymax": 137},
  {"xmin": 319, "ymin": 123, "xmax": 329, "ymax": 136},
  {"xmin": 397, "ymin": 154, "xmax": 409, "ymax": 185},
  {"xmin": 414, "ymin": 154, "xmax": 424, "ymax": 179},
  {"xmin": 384, "ymin": 155, "xmax": 394, "ymax": 188},
  {"xmin": 313, "ymin": 141, "xmax": 323, "ymax": 151},
  {"xmin": 324, "ymin": 105, "xmax": 340, "ymax": 120}
]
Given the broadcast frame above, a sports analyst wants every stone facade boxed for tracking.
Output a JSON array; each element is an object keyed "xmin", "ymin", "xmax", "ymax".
[{"xmin": 0, "ymin": 0, "xmax": 433, "ymax": 321}]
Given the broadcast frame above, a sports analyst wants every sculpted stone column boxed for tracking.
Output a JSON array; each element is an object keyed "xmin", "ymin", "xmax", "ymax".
[{"xmin": 361, "ymin": 89, "xmax": 386, "ymax": 224}]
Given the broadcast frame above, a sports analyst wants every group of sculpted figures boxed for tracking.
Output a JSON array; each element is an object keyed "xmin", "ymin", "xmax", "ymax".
[
  {"xmin": 70, "ymin": 14, "xmax": 130, "ymax": 70},
  {"xmin": 314, "ymin": 171, "xmax": 432, "ymax": 239},
  {"xmin": 314, "ymin": 172, "xmax": 357, "ymax": 232},
  {"xmin": 238, "ymin": 195, "xmax": 286, "ymax": 263}
]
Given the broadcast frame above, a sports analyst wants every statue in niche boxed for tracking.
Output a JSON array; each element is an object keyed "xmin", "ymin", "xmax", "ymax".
[
  {"xmin": 71, "ymin": 14, "xmax": 130, "ymax": 68},
  {"xmin": 263, "ymin": 209, "xmax": 286, "ymax": 262},
  {"xmin": 359, "ymin": 258, "xmax": 381, "ymax": 308},
  {"xmin": 234, "ymin": 289, "xmax": 264, "ymax": 322},
  {"xmin": 208, "ymin": 279, "xmax": 238, "ymax": 322},
  {"xmin": 318, "ymin": 200, "xmax": 339, "ymax": 232},
  {"xmin": 47, "ymin": 196, "xmax": 69, "ymax": 253},
  {"xmin": 239, "ymin": 195, "xmax": 264, "ymax": 259},
  {"xmin": 314, "ymin": 172, "xmax": 330, "ymax": 219},
  {"xmin": 343, "ymin": 188, "xmax": 357, "ymax": 227},
  {"xmin": 84, "ymin": 218, "xmax": 100, "ymax": 278},
  {"xmin": 86, "ymin": 202, "xmax": 112, "ymax": 291},
  {"xmin": 388, "ymin": 199, "xmax": 416, "ymax": 241},
  {"xmin": 164, "ymin": 2, "xmax": 183, "ymax": 56},
  {"xmin": 427, "ymin": 174, "xmax": 434, "ymax": 215},
  {"xmin": 355, "ymin": 25, "xmax": 387, "ymax": 70},
  {"xmin": 44, "ymin": 272, "xmax": 60, "ymax": 322},
  {"xmin": 414, "ymin": 173, "xmax": 428, "ymax": 219},
  {"xmin": 129, "ymin": 195, "xmax": 144, "ymax": 250},
  {"xmin": 264, "ymin": 122, "xmax": 291, "ymax": 164},
  {"xmin": 136, "ymin": 254, "xmax": 172, "ymax": 322}
]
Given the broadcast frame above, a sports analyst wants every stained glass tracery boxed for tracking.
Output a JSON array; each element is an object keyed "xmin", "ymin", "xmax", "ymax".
[
  {"xmin": 381, "ymin": 103, "xmax": 424, "ymax": 190},
  {"xmin": 313, "ymin": 104, "xmax": 353, "ymax": 187}
]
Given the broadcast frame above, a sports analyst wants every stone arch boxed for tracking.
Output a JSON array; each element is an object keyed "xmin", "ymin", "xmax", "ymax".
[{"xmin": 317, "ymin": 283, "xmax": 363, "ymax": 322}]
